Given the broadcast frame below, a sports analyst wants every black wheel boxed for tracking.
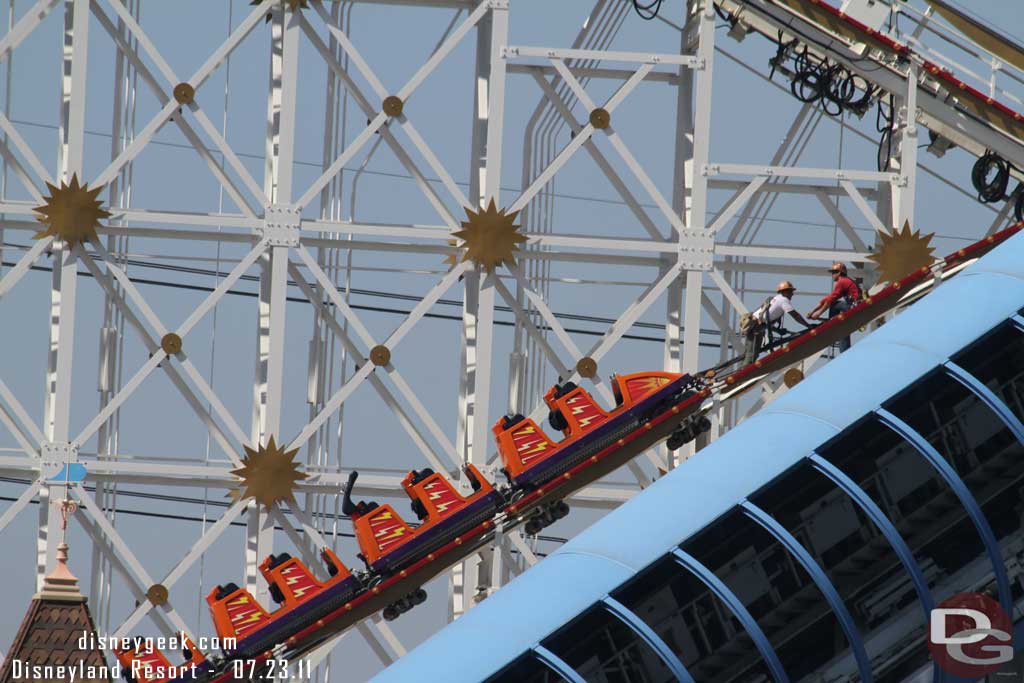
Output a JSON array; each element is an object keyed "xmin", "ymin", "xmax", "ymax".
[
  {"xmin": 548, "ymin": 409, "xmax": 568, "ymax": 431},
  {"xmin": 383, "ymin": 605, "xmax": 400, "ymax": 621},
  {"xmin": 524, "ymin": 518, "xmax": 542, "ymax": 535},
  {"xmin": 554, "ymin": 501, "xmax": 570, "ymax": 519},
  {"xmin": 667, "ymin": 428, "xmax": 692, "ymax": 451},
  {"xmin": 697, "ymin": 416, "xmax": 711, "ymax": 433},
  {"xmin": 413, "ymin": 588, "xmax": 428, "ymax": 605},
  {"xmin": 215, "ymin": 583, "xmax": 239, "ymax": 600},
  {"xmin": 269, "ymin": 582, "xmax": 285, "ymax": 605}
]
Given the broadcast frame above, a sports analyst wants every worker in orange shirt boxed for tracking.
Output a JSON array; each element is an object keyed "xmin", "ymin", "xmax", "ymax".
[{"xmin": 808, "ymin": 262, "xmax": 861, "ymax": 353}]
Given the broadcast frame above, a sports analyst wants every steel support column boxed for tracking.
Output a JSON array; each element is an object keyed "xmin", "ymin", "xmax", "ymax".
[
  {"xmin": 38, "ymin": 0, "xmax": 90, "ymax": 589},
  {"xmin": 680, "ymin": 0, "xmax": 714, "ymax": 376},
  {"xmin": 246, "ymin": 3, "xmax": 299, "ymax": 605},
  {"xmin": 454, "ymin": 0, "xmax": 508, "ymax": 617},
  {"xmin": 893, "ymin": 63, "xmax": 919, "ymax": 230}
]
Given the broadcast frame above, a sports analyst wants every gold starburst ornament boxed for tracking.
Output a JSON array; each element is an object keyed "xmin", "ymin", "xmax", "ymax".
[
  {"xmin": 452, "ymin": 199, "xmax": 527, "ymax": 273},
  {"xmin": 867, "ymin": 221, "xmax": 937, "ymax": 285},
  {"xmin": 229, "ymin": 436, "xmax": 307, "ymax": 509},
  {"xmin": 33, "ymin": 174, "xmax": 111, "ymax": 246}
]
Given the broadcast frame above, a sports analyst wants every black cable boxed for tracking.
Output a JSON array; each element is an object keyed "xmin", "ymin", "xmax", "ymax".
[
  {"xmin": 3, "ymin": 240, "xmax": 732, "ymax": 337},
  {"xmin": 0, "ymin": 258, "xmax": 728, "ymax": 349},
  {"xmin": 631, "ymin": 0, "xmax": 662, "ymax": 20},
  {"xmin": 782, "ymin": 47, "xmax": 877, "ymax": 119},
  {"xmin": 714, "ymin": 3, "xmax": 734, "ymax": 24},
  {"xmin": 877, "ymin": 94, "xmax": 895, "ymax": 172},
  {"xmin": 768, "ymin": 32, "xmax": 797, "ymax": 81},
  {"xmin": 877, "ymin": 128, "xmax": 892, "ymax": 173},
  {"xmin": 972, "ymin": 152, "xmax": 1012, "ymax": 204}
]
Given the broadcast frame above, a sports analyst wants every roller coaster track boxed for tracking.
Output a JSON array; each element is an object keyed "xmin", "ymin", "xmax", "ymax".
[
  {"xmin": 179, "ymin": 224, "xmax": 1021, "ymax": 682},
  {"xmin": 716, "ymin": 0, "xmax": 1024, "ymax": 172}
]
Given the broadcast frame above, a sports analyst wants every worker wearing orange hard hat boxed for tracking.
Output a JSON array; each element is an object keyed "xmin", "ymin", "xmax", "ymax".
[
  {"xmin": 741, "ymin": 280, "xmax": 813, "ymax": 365},
  {"xmin": 808, "ymin": 262, "xmax": 861, "ymax": 353}
]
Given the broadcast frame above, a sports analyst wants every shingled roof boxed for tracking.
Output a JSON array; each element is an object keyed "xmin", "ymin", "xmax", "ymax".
[{"xmin": 0, "ymin": 543, "xmax": 111, "ymax": 683}]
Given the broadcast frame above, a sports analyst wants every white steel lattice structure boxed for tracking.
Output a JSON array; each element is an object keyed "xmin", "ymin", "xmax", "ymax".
[{"xmin": 0, "ymin": 0, "xmax": 1021, "ymax": 679}]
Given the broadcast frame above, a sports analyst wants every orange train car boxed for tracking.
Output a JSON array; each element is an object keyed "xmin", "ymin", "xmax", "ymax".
[
  {"xmin": 206, "ymin": 547, "xmax": 359, "ymax": 657},
  {"xmin": 342, "ymin": 464, "xmax": 502, "ymax": 577},
  {"xmin": 114, "ymin": 633, "xmax": 205, "ymax": 683},
  {"xmin": 494, "ymin": 371, "xmax": 706, "ymax": 488}
]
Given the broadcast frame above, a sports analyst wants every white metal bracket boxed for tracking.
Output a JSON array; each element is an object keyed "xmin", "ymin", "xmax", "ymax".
[
  {"xmin": 259, "ymin": 205, "xmax": 302, "ymax": 247},
  {"xmin": 40, "ymin": 441, "xmax": 80, "ymax": 479},
  {"xmin": 677, "ymin": 230, "xmax": 714, "ymax": 271},
  {"xmin": 488, "ymin": 0, "xmax": 508, "ymax": 9}
]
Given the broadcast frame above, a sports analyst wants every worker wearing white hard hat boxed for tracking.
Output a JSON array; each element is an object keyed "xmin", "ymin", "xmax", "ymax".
[{"xmin": 742, "ymin": 280, "xmax": 813, "ymax": 365}]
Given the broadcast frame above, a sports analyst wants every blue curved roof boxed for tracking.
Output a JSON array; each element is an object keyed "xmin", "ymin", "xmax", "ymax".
[{"xmin": 372, "ymin": 231, "xmax": 1024, "ymax": 683}]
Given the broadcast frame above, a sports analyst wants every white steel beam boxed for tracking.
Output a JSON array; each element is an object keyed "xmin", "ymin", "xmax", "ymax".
[
  {"xmin": 298, "ymin": 12, "xmax": 460, "ymax": 228},
  {"xmin": 814, "ymin": 190, "xmax": 870, "ymax": 252},
  {"xmin": 72, "ymin": 502, "xmax": 183, "ymax": 640},
  {"xmin": 0, "ymin": 481, "xmax": 40, "ymax": 534},
  {"xmin": 706, "ymin": 163, "xmax": 897, "ymax": 184},
  {"xmin": 72, "ymin": 485, "xmax": 196, "ymax": 637},
  {"xmin": 111, "ymin": 499, "xmax": 248, "ymax": 640},
  {"xmin": 88, "ymin": 3, "xmax": 263, "ymax": 216},
  {"xmin": 75, "ymin": 245, "xmax": 250, "ymax": 463},
  {"xmin": 0, "ymin": 0, "xmax": 60, "ymax": 68},
  {"xmin": 0, "ymin": 235, "xmax": 50, "ymax": 298},
  {"xmin": 841, "ymin": 180, "xmax": 892, "ymax": 236},
  {"xmin": 505, "ymin": 46, "xmax": 698, "ymax": 66},
  {"xmin": 290, "ymin": 262, "xmax": 469, "ymax": 452},
  {"xmin": 289, "ymin": 262, "xmax": 460, "ymax": 473},
  {"xmin": 895, "ymin": 63, "xmax": 920, "ymax": 230},
  {"xmin": 92, "ymin": 0, "xmax": 273, "ymax": 189},
  {"xmin": 530, "ymin": 71, "xmax": 663, "ymax": 240}
]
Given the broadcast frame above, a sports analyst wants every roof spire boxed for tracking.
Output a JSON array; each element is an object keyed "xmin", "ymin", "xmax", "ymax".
[{"xmin": 35, "ymin": 485, "xmax": 83, "ymax": 602}]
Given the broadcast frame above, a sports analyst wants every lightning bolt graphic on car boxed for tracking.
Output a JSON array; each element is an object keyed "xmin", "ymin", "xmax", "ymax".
[
  {"xmin": 231, "ymin": 607, "xmax": 263, "ymax": 626},
  {"xmin": 283, "ymin": 571, "xmax": 315, "ymax": 598},
  {"xmin": 375, "ymin": 524, "xmax": 408, "ymax": 543},
  {"xmin": 568, "ymin": 398, "xmax": 602, "ymax": 428},
  {"xmin": 518, "ymin": 438, "xmax": 549, "ymax": 457},
  {"xmin": 425, "ymin": 484, "xmax": 457, "ymax": 513}
]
